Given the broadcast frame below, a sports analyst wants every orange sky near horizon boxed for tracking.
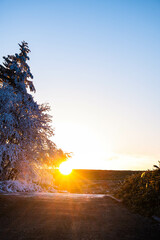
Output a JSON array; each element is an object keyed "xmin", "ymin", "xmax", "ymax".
[{"xmin": 53, "ymin": 121, "xmax": 159, "ymax": 171}]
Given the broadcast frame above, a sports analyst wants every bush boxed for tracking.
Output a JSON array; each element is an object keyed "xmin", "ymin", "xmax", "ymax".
[{"xmin": 116, "ymin": 169, "xmax": 160, "ymax": 216}]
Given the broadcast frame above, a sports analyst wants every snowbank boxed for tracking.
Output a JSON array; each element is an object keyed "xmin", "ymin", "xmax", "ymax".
[{"xmin": 0, "ymin": 180, "xmax": 57, "ymax": 193}]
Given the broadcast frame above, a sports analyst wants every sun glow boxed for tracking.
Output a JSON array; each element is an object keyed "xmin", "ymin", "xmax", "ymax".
[{"xmin": 59, "ymin": 161, "xmax": 72, "ymax": 175}]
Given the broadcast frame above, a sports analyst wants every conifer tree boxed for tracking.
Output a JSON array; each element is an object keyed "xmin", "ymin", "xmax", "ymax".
[
  {"xmin": 0, "ymin": 41, "xmax": 35, "ymax": 93},
  {"xmin": 0, "ymin": 42, "xmax": 65, "ymax": 181}
]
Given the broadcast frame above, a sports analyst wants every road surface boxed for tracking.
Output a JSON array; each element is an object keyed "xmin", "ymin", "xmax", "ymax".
[{"xmin": 0, "ymin": 193, "xmax": 159, "ymax": 240}]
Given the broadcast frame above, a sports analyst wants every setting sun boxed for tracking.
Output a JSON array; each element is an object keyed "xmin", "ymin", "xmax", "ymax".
[{"xmin": 59, "ymin": 161, "xmax": 72, "ymax": 175}]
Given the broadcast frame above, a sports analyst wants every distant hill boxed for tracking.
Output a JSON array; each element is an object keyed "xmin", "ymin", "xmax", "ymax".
[
  {"xmin": 53, "ymin": 169, "xmax": 142, "ymax": 181},
  {"xmin": 52, "ymin": 169, "xmax": 142, "ymax": 193}
]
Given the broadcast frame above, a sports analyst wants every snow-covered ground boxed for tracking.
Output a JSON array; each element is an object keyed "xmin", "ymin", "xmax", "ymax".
[
  {"xmin": 0, "ymin": 192, "xmax": 106, "ymax": 199},
  {"xmin": 0, "ymin": 180, "xmax": 57, "ymax": 193},
  {"xmin": 0, "ymin": 181, "xmax": 107, "ymax": 198}
]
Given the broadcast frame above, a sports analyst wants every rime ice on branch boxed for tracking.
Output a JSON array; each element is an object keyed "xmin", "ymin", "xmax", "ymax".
[{"xmin": 0, "ymin": 42, "xmax": 68, "ymax": 181}]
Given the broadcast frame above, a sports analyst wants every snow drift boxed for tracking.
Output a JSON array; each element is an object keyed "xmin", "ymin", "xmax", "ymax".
[{"xmin": 0, "ymin": 180, "xmax": 57, "ymax": 193}]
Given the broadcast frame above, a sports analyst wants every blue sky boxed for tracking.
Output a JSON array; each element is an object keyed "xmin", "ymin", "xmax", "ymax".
[{"xmin": 1, "ymin": 0, "xmax": 160, "ymax": 169}]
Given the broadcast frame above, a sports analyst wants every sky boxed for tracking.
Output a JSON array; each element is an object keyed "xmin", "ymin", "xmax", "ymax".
[{"xmin": 1, "ymin": 0, "xmax": 160, "ymax": 170}]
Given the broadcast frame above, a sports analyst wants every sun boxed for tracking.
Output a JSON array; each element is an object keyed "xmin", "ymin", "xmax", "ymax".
[{"xmin": 59, "ymin": 161, "xmax": 72, "ymax": 175}]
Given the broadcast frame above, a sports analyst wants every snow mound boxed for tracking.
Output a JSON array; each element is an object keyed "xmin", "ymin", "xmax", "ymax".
[{"xmin": 0, "ymin": 180, "xmax": 57, "ymax": 193}]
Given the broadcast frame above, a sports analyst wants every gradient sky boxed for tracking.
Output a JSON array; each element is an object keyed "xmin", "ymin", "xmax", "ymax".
[{"xmin": 1, "ymin": 0, "xmax": 160, "ymax": 170}]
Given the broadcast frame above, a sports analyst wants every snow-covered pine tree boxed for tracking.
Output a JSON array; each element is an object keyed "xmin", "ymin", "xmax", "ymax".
[
  {"xmin": 0, "ymin": 41, "xmax": 63, "ymax": 181},
  {"xmin": 0, "ymin": 41, "xmax": 35, "ymax": 93}
]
